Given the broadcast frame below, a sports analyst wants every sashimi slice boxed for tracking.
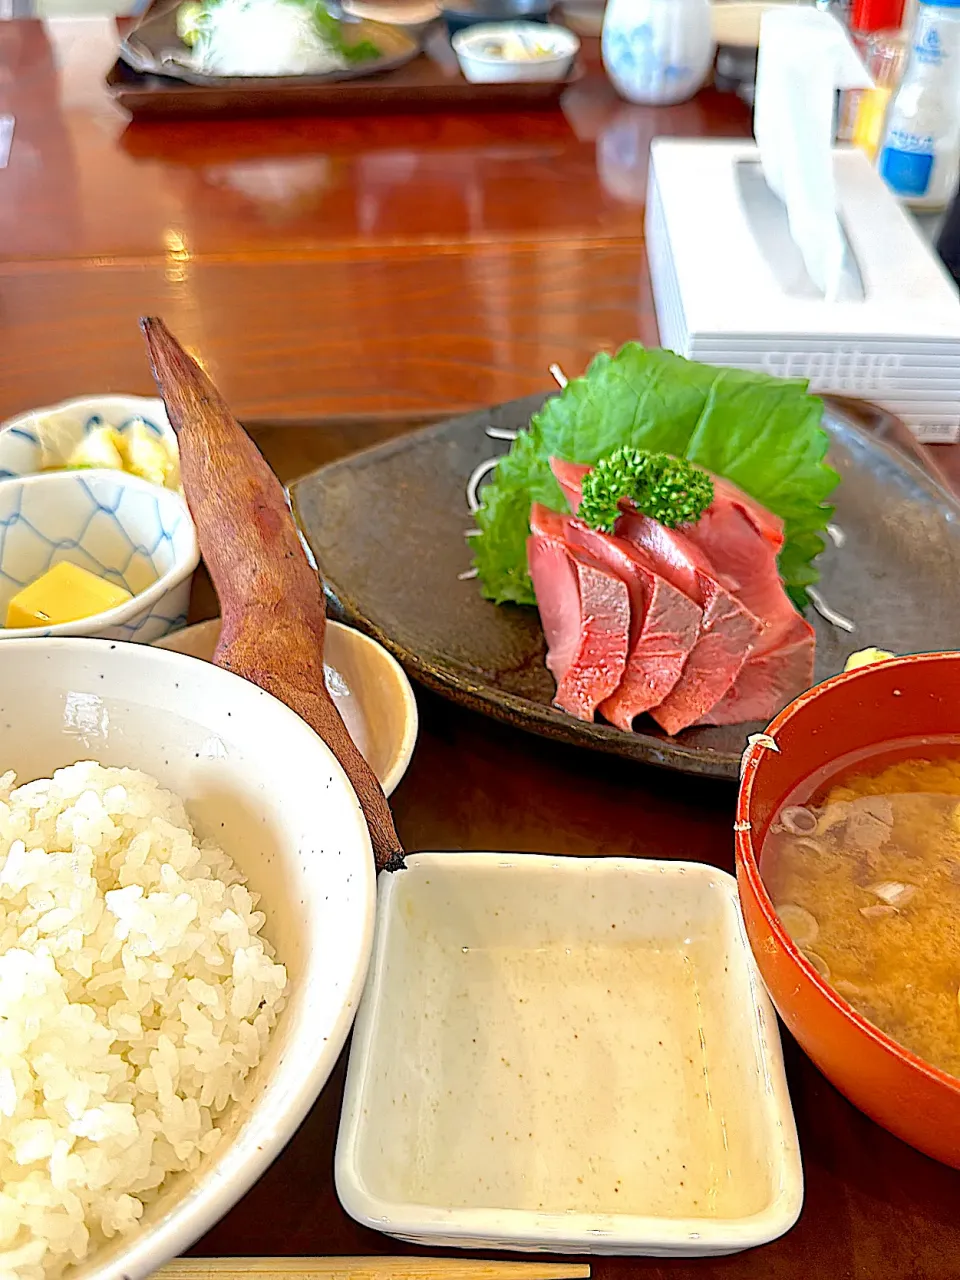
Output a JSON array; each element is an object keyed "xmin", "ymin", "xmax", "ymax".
[
  {"xmin": 550, "ymin": 455, "xmax": 785, "ymax": 552},
  {"xmin": 528, "ymin": 504, "xmax": 630, "ymax": 722},
  {"xmin": 527, "ymin": 518, "xmax": 581, "ymax": 685},
  {"xmin": 551, "ymin": 456, "xmax": 590, "ymax": 514},
  {"xmin": 616, "ymin": 511, "xmax": 763, "ymax": 735},
  {"xmin": 549, "ymin": 455, "xmax": 793, "ymax": 732},
  {"xmin": 698, "ymin": 614, "xmax": 815, "ymax": 726},
  {"xmin": 682, "ymin": 488, "xmax": 791, "ymax": 636},
  {"xmin": 709, "ymin": 474, "xmax": 784, "ymax": 549},
  {"xmin": 563, "ymin": 520, "xmax": 702, "ymax": 730},
  {"xmin": 683, "ymin": 481, "xmax": 814, "ymax": 722}
]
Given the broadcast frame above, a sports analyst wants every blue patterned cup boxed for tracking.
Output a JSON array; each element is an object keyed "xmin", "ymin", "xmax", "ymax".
[{"xmin": 0, "ymin": 470, "xmax": 199, "ymax": 641}]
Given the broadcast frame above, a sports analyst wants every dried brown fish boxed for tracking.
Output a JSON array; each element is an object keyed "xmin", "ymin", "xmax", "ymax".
[{"xmin": 141, "ymin": 317, "xmax": 404, "ymax": 873}]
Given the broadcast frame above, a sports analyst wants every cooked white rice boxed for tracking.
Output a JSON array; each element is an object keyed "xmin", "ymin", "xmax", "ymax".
[{"xmin": 0, "ymin": 762, "xmax": 287, "ymax": 1280}]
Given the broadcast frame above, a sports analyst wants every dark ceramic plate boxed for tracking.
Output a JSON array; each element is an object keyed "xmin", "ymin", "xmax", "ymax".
[{"xmin": 291, "ymin": 395, "xmax": 960, "ymax": 780}]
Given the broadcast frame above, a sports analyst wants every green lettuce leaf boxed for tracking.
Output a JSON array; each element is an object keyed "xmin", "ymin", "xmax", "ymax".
[{"xmin": 471, "ymin": 345, "xmax": 838, "ymax": 610}]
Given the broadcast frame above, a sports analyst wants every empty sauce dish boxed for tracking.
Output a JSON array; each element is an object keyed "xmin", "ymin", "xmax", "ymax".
[
  {"xmin": 153, "ymin": 617, "xmax": 419, "ymax": 797},
  {"xmin": 336, "ymin": 853, "xmax": 802, "ymax": 1256}
]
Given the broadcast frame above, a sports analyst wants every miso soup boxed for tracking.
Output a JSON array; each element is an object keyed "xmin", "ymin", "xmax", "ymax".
[{"xmin": 760, "ymin": 738, "xmax": 960, "ymax": 1078}]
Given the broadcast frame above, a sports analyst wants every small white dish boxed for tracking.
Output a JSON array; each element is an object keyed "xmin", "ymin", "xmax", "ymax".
[
  {"xmin": 336, "ymin": 853, "xmax": 802, "ymax": 1256},
  {"xmin": 452, "ymin": 21, "xmax": 579, "ymax": 81},
  {"xmin": 0, "ymin": 637, "xmax": 374, "ymax": 1280},
  {"xmin": 153, "ymin": 618, "xmax": 418, "ymax": 797},
  {"xmin": 0, "ymin": 470, "xmax": 199, "ymax": 642},
  {"xmin": 0, "ymin": 394, "xmax": 178, "ymax": 486}
]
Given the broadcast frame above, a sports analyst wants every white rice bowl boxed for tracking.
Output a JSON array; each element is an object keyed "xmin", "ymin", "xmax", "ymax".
[
  {"xmin": 0, "ymin": 762, "xmax": 287, "ymax": 1280},
  {"xmin": 0, "ymin": 639, "xmax": 375, "ymax": 1280}
]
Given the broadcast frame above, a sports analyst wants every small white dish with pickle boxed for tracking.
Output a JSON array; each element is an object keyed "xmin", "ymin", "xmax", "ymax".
[
  {"xmin": 452, "ymin": 21, "xmax": 579, "ymax": 81},
  {"xmin": 0, "ymin": 470, "xmax": 198, "ymax": 642},
  {"xmin": 0, "ymin": 394, "xmax": 179, "ymax": 488}
]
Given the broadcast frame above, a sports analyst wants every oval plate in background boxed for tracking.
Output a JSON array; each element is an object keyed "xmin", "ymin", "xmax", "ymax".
[
  {"xmin": 291, "ymin": 395, "xmax": 960, "ymax": 780},
  {"xmin": 120, "ymin": 4, "xmax": 420, "ymax": 86}
]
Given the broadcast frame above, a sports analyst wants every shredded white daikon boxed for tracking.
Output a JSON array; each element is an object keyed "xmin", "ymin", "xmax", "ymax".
[{"xmin": 191, "ymin": 0, "xmax": 348, "ymax": 77}]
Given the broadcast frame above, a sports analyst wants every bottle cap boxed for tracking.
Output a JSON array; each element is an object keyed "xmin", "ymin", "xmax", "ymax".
[{"xmin": 850, "ymin": 0, "xmax": 905, "ymax": 30}]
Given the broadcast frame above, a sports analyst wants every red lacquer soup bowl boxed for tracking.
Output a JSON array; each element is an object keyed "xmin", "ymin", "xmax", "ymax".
[{"xmin": 736, "ymin": 652, "xmax": 960, "ymax": 1169}]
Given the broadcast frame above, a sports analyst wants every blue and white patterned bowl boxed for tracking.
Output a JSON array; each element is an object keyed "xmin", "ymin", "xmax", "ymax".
[
  {"xmin": 0, "ymin": 470, "xmax": 199, "ymax": 641},
  {"xmin": 0, "ymin": 395, "xmax": 176, "ymax": 482}
]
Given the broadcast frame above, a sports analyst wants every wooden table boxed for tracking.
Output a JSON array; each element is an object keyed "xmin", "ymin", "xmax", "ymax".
[
  {"xmin": 0, "ymin": 18, "xmax": 754, "ymax": 420},
  {"xmin": 3, "ymin": 17, "xmax": 960, "ymax": 1278}
]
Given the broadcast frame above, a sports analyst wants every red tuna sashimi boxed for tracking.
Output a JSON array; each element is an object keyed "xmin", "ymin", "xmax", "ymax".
[
  {"xmin": 682, "ymin": 482, "xmax": 791, "ymax": 635},
  {"xmin": 562, "ymin": 520, "xmax": 702, "ymax": 730},
  {"xmin": 681, "ymin": 483, "xmax": 814, "ymax": 723},
  {"xmin": 615, "ymin": 511, "xmax": 763, "ymax": 735},
  {"xmin": 698, "ymin": 613, "xmax": 814, "ymax": 725},
  {"xmin": 710, "ymin": 474, "xmax": 784, "ymax": 550},
  {"xmin": 528, "ymin": 504, "xmax": 630, "ymax": 722},
  {"xmin": 550, "ymin": 456, "xmax": 795, "ymax": 731},
  {"xmin": 551, "ymin": 455, "xmax": 784, "ymax": 550},
  {"xmin": 551, "ymin": 457, "xmax": 591, "ymax": 514}
]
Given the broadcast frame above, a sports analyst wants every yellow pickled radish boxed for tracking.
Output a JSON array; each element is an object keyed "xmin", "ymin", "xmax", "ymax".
[{"xmin": 5, "ymin": 562, "xmax": 132, "ymax": 628}]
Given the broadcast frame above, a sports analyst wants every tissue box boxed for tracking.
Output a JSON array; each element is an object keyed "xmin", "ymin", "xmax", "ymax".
[{"xmin": 646, "ymin": 139, "xmax": 960, "ymax": 442}]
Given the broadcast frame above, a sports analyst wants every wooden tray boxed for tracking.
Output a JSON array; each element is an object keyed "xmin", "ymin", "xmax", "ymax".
[{"xmin": 105, "ymin": 29, "xmax": 583, "ymax": 118}]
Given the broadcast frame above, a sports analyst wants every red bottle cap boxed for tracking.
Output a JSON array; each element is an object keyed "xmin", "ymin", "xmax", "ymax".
[{"xmin": 851, "ymin": 0, "xmax": 906, "ymax": 32}]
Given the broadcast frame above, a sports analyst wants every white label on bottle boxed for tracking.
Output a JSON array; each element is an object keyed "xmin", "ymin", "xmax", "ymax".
[
  {"xmin": 914, "ymin": 20, "xmax": 945, "ymax": 66},
  {"xmin": 885, "ymin": 126, "xmax": 936, "ymax": 153}
]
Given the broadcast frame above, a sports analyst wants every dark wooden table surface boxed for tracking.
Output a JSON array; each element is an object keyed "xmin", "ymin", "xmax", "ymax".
[{"xmin": 3, "ymin": 15, "xmax": 960, "ymax": 1277}]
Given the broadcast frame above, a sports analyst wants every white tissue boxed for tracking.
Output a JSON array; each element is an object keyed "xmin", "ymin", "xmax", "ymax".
[{"xmin": 754, "ymin": 8, "xmax": 872, "ymax": 299}]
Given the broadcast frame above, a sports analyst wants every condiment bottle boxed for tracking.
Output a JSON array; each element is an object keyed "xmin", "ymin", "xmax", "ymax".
[
  {"xmin": 852, "ymin": 0, "xmax": 906, "ymax": 33},
  {"xmin": 878, "ymin": 0, "xmax": 960, "ymax": 208},
  {"xmin": 851, "ymin": 31, "xmax": 908, "ymax": 158},
  {"xmin": 601, "ymin": 0, "xmax": 715, "ymax": 105},
  {"xmin": 837, "ymin": 0, "xmax": 906, "ymax": 142}
]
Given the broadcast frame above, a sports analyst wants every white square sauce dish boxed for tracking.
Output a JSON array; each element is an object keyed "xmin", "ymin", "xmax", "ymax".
[{"xmin": 335, "ymin": 853, "xmax": 802, "ymax": 1256}]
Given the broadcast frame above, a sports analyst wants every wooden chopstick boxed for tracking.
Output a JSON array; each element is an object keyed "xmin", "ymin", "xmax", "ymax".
[{"xmin": 160, "ymin": 1259, "xmax": 591, "ymax": 1280}]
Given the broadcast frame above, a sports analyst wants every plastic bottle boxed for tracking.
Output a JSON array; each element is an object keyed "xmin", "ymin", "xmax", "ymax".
[
  {"xmin": 836, "ymin": 0, "xmax": 905, "ymax": 146},
  {"xmin": 878, "ymin": 0, "xmax": 960, "ymax": 209},
  {"xmin": 601, "ymin": 0, "xmax": 715, "ymax": 106},
  {"xmin": 851, "ymin": 31, "xmax": 908, "ymax": 158}
]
